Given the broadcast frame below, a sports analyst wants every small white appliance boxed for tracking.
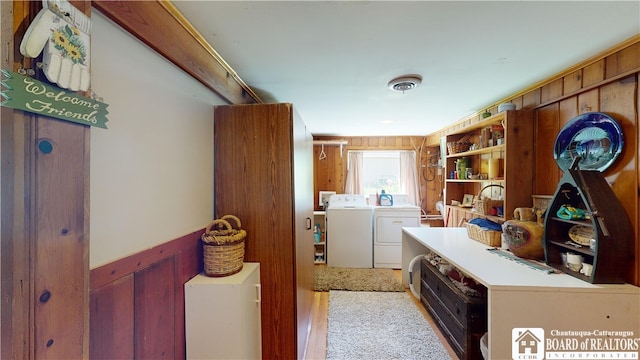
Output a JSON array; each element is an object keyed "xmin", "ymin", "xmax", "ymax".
[
  {"xmin": 373, "ymin": 194, "xmax": 421, "ymax": 268},
  {"xmin": 326, "ymin": 194, "xmax": 373, "ymax": 268}
]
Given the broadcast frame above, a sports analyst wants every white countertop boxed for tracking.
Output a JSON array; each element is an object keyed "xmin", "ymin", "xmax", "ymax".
[{"xmin": 403, "ymin": 227, "xmax": 638, "ymax": 293}]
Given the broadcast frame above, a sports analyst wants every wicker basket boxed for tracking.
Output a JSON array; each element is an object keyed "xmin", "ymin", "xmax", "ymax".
[
  {"xmin": 474, "ymin": 184, "xmax": 504, "ymax": 215},
  {"xmin": 532, "ymin": 195, "xmax": 552, "ymax": 211},
  {"xmin": 447, "ymin": 141, "xmax": 470, "ymax": 155},
  {"xmin": 446, "ymin": 133, "xmax": 472, "ymax": 154},
  {"xmin": 465, "ymin": 222, "xmax": 502, "ymax": 247},
  {"xmin": 201, "ymin": 215, "xmax": 246, "ymax": 277}
]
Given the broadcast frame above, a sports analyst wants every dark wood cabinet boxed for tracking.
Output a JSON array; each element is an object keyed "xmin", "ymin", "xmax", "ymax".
[
  {"xmin": 214, "ymin": 103, "xmax": 314, "ymax": 359},
  {"xmin": 543, "ymin": 163, "xmax": 633, "ymax": 284},
  {"xmin": 420, "ymin": 258, "xmax": 487, "ymax": 360}
]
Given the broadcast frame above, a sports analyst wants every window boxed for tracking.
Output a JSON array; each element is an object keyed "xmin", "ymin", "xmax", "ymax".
[
  {"xmin": 345, "ymin": 150, "xmax": 420, "ymax": 205},
  {"xmin": 360, "ymin": 151, "xmax": 402, "ymax": 195}
]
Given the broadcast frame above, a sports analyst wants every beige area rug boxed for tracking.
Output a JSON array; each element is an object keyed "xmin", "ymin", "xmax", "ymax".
[
  {"xmin": 327, "ymin": 291, "xmax": 452, "ymax": 359},
  {"xmin": 314, "ymin": 266, "xmax": 405, "ymax": 292}
]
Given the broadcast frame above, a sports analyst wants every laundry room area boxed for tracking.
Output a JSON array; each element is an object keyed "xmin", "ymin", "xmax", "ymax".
[
  {"xmin": 321, "ymin": 192, "xmax": 440, "ymax": 269},
  {"xmin": 313, "ymin": 143, "xmax": 446, "ymax": 269}
]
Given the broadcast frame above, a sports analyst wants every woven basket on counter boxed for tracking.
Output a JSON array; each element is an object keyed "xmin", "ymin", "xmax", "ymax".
[
  {"xmin": 465, "ymin": 222, "xmax": 502, "ymax": 247},
  {"xmin": 201, "ymin": 215, "xmax": 246, "ymax": 277},
  {"xmin": 473, "ymin": 184, "xmax": 504, "ymax": 215}
]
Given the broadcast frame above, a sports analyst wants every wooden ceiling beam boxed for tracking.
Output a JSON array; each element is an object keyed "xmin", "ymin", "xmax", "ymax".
[{"xmin": 92, "ymin": 0, "xmax": 261, "ymax": 105}]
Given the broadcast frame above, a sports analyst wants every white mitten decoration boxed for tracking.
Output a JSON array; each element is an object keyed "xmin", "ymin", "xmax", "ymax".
[
  {"xmin": 42, "ymin": 41, "xmax": 62, "ymax": 83},
  {"xmin": 19, "ymin": 8, "xmax": 59, "ymax": 58},
  {"xmin": 19, "ymin": 0, "xmax": 91, "ymax": 91}
]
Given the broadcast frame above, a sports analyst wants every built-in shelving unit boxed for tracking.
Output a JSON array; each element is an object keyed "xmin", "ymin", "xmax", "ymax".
[
  {"xmin": 313, "ymin": 211, "xmax": 326, "ymax": 264},
  {"xmin": 443, "ymin": 110, "xmax": 534, "ymax": 226}
]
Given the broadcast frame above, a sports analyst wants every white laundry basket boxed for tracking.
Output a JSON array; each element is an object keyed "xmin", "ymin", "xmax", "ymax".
[
  {"xmin": 408, "ymin": 254, "xmax": 427, "ymax": 298},
  {"xmin": 480, "ymin": 332, "xmax": 488, "ymax": 360}
]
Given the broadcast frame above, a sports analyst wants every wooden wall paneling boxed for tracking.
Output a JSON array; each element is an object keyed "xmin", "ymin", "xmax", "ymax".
[
  {"xmin": 512, "ymin": 96, "xmax": 524, "ymax": 110},
  {"xmin": 577, "ymin": 88, "xmax": 600, "ymax": 114},
  {"xmin": 606, "ymin": 42, "xmax": 640, "ymax": 78},
  {"xmin": 599, "ymin": 76, "xmax": 639, "ymax": 284},
  {"xmin": 34, "ymin": 119, "xmax": 90, "ymax": 360},
  {"xmin": 90, "ymin": 230, "xmax": 202, "ymax": 290},
  {"xmin": 173, "ymin": 240, "xmax": 201, "ymax": 360},
  {"xmin": 564, "ymin": 69, "xmax": 583, "ymax": 94},
  {"xmin": 558, "ymin": 96, "xmax": 579, "ymax": 124},
  {"xmin": 541, "ymin": 78, "xmax": 564, "ymax": 104},
  {"xmin": 89, "ymin": 276, "xmax": 135, "ymax": 360},
  {"xmin": 89, "ymin": 233, "xmax": 201, "ymax": 360},
  {"xmin": 134, "ymin": 257, "xmax": 176, "ymax": 359},
  {"xmin": 424, "ymin": 132, "xmax": 442, "ymax": 147},
  {"xmin": 0, "ymin": 109, "xmax": 32, "ymax": 360},
  {"xmin": 522, "ymin": 88, "xmax": 541, "ymax": 109},
  {"xmin": 533, "ymin": 105, "xmax": 560, "ymax": 196},
  {"xmin": 583, "ymin": 59, "xmax": 606, "ymax": 87},
  {"xmin": 367, "ymin": 137, "xmax": 380, "ymax": 147},
  {"xmin": 347, "ymin": 137, "xmax": 362, "ymax": 147},
  {"xmin": 1, "ymin": 0, "xmax": 30, "ymax": 347},
  {"xmin": 385, "ymin": 136, "xmax": 398, "ymax": 147},
  {"xmin": 313, "ymin": 144, "xmax": 344, "ymax": 208},
  {"xmin": 2, "ymin": 2, "xmax": 91, "ymax": 359},
  {"xmin": 0, "ymin": 26, "xmax": 16, "ymax": 360},
  {"xmin": 329, "ymin": 145, "xmax": 345, "ymax": 194},
  {"xmin": 418, "ymin": 145, "xmax": 444, "ymax": 217}
]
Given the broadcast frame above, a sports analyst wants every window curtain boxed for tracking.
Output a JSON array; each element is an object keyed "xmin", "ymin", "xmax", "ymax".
[
  {"xmin": 400, "ymin": 151, "xmax": 420, "ymax": 206},
  {"xmin": 344, "ymin": 151, "xmax": 363, "ymax": 194}
]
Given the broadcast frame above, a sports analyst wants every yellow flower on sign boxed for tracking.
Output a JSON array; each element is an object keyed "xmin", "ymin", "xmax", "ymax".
[
  {"xmin": 51, "ymin": 24, "xmax": 87, "ymax": 65},
  {"xmin": 52, "ymin": 29, "xmax": 68, "ymax": 48},
  {"xmin": 66, "ymin": 43, "xmax": 82, "ymax": 62}
]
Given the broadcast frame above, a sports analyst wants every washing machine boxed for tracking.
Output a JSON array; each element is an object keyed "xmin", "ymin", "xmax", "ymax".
[
  {"xmin": 373, "ymin": 194, "xmax": 421, "ymax": 268},
  {"xmin": 326, "ymin": 194, "xmax": 373, "ymax": 268}
]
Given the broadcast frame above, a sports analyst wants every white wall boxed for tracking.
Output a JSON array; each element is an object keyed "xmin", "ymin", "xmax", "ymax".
[{"xmin": 90, "ymin": 11, "xmax": 226, "ymax": 268}]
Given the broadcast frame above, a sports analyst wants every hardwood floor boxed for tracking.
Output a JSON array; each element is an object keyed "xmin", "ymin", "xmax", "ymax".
[{"xmin": 304, "ymin": 268, "xmax": 460, "ymax": 360}]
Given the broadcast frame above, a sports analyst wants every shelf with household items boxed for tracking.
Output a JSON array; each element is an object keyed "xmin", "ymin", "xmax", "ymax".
[
  {"xmin": 443, "ymin": 110, "xmax": 534, "ymax": 227},
  {"xmin": 313, "ymin": 211, "xmax": 327, "ymax": 264},
  {"xmin": 543, "ymin": 161, "xmax": 633, "ymax": 284}
]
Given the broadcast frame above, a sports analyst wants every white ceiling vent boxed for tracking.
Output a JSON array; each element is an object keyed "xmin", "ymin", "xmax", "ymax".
[{"xmin": 387, "ymin": 75, "xmax": 422, "ymax": 93}]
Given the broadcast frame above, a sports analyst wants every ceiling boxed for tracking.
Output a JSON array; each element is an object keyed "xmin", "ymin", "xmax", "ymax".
[{"xmin": 171, "ymin": 1, "xmax": 640, "ymax": 137}]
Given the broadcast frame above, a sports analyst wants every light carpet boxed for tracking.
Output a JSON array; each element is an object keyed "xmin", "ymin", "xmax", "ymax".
[
  {"xmin": 327, "ymin": 290, "xmax": 452, "ymax": 360},
  {"xmin": 314, "ymin": 267, "xmax": 405, "ymax": 292}
]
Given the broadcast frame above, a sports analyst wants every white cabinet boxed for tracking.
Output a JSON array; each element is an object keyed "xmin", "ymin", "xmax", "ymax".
[{"xmin": 185, "ymin": 263, "xmax": 261, "ymax": 360}]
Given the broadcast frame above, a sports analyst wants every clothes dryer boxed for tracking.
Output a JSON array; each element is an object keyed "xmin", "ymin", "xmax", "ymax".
[
  {"xmin": 326, "ymin": 194, "xmax": 373, "ymax": 268},
  {"xmin": 373, "ymin": 194, "xmax": 421, "ymax": 268}
]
